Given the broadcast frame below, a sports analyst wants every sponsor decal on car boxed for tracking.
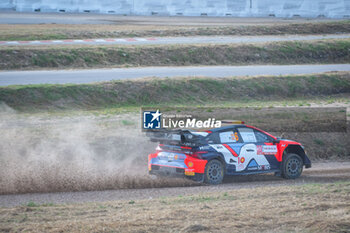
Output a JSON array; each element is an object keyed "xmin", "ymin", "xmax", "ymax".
[
  {"xmin": 262, "ymin": 145, "xmax": 278, "ymax": 154},
  {"xmin": 257, "ymin": 145, "xmax": 278, "ymax": 155},
  {"xmin": 258, "ymin": 165, "xmax": 271, "ymax": 170},
  {"xmin": 239, "ymin": 157, "xmax": 245, "ymax": 163}
]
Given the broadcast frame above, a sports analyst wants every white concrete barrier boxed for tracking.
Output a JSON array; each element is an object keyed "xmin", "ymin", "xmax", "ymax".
[{"xmin": 1, "ymin": 0, "xmax": 349, "ymax": 18}]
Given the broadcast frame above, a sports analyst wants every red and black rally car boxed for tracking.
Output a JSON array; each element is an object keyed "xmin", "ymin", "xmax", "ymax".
[{"xmin": 147, "ymin": 123, "xmax": 311, "ymax": 184}]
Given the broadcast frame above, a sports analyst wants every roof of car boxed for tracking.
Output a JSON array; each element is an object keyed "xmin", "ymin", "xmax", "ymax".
[{"xmin": 209, "ymin": 124, "xmax": 246, "ymax": 132}]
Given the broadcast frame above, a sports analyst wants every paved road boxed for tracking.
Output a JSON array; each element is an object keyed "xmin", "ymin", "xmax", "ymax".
[
  {"xmin": 1, "ymin": 64, "xmax": 350, "ymax": 86},
  {"xmin": 1, "ymin": 34, "xmax": 349, "ymax": 47},
  {"xmin": 0, "ymin": 162, "xmax": 349, "ymax": 207}
]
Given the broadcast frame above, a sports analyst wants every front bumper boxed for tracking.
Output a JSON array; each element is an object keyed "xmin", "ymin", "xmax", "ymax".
[{"xmin": 304, "ymin": 154, "xmax": 312, "ymax": 168}]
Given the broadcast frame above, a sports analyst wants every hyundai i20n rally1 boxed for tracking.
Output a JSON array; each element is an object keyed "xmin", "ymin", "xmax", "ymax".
[{"xmin": 147, "ymin": 124, "xmax": 311, "ymax": 184}]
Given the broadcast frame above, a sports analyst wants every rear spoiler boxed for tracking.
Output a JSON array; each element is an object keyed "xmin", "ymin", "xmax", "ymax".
[{"xmin": 145, "ymin": 129, "xmax": 207, "ymax": 147}]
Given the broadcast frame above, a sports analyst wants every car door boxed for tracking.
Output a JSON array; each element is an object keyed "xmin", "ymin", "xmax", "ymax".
[
  {"xmin": 235, "ymin": 127, "xmax": 271, "ymax": 172},
  {"xmin": 254, "ymin": 129, "xmax": 279, "ymax": 170},
  {"xmin": 209, "ymin": 129, "xmax": 241, "ymax": 166}
]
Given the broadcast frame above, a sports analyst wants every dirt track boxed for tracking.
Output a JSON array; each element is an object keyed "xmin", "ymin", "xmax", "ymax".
[{"xmin": 0, "ymin": 162, "xmax": 349, "ymax": 208}]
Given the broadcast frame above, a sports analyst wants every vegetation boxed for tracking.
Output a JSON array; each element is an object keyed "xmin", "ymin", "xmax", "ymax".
[
  {"xmin": 1, "ymin": 182, "xmax": 349, "ymax": 232},
  {"xmin": 1, "ymin": 20, "xmax": 350, "ymax": 41},
  {"xmin": 1, "ymin": 72, "xmax": 349, "ymax": 111},
  {"xmin": 1, "ymin": 40, "xmax": 350, "ymax": 70}
]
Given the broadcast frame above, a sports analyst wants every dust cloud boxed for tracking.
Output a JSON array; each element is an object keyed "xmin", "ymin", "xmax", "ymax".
[{"xmin": 0, "ymin": 104, "xmax": 194, "ymax": 195}]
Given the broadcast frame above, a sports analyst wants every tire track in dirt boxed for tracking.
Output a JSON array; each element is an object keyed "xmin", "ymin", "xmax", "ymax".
[{"xmin": 0, "ymin": 162, "xmax": 349, "ymax": 207}]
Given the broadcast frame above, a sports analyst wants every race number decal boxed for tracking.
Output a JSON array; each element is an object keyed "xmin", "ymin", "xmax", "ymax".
[{"xmin": 219, "ymin": 131, "xmax": 236, "ymax": 143}]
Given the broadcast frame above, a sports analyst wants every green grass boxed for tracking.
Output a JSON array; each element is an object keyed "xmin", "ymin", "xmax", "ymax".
[
  {"xmin": 1, "ymin": 34, "xmax": 68, "ymax": 42},
  {"xmin": 25, "ymin": 201, "xmax": 54, "ymax": 207},
  {"xmin": 121, "ymin": 119, "xmax": 135, "ymax": 125},
  {"xmin": 314, "ymin": 139, "xmax": 325, "ymax": 146},
  {"xmin": 0, "ymin": 72, "xmax": 349, "ymax": 112},
  {"xmin": 26, "ymin": 201, "xmax": 39, "ymax": 207}
]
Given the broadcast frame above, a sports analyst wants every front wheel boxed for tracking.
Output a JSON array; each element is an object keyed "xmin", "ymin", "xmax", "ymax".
[
  {"xmin": 204, "ymin": 159, "xmax": 224, "ymax": 184},
  {"xmin": 282, "ymin": 153, "xmax": 303, "ymax": 179}
]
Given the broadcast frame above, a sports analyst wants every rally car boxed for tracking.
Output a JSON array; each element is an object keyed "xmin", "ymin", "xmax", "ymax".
[{"xmin": 147, "ymin": 123, "xmax": 311, "ymax": 184}]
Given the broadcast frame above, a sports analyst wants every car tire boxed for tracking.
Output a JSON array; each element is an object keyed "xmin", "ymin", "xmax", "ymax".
[
  {"xmin": 282, "ymin": 153, "xmax": 303, "ymax": 179},
  {"xmin": 204, "ymin": 159, "xmax": 224, "ymax": 184},
  {"xmin": 189, "ymin": 173, "xmax": 204, "ymax": 183}
]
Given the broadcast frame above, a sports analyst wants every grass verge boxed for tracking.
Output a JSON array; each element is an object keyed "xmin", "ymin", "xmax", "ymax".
[
  {"xmin": 1, "ymin": 182, "xmax": 349, "ymax": 232},
  {"xmin": 0, "ymin": 39, "xmax": 350, "ymax": 70},
  {"xmin": 1, "ymin": 72, "xmax": 349, "ymax": 111},
  {"xmin": 0, "ymin": 20, "xmax": 350, "ymax": 41}
]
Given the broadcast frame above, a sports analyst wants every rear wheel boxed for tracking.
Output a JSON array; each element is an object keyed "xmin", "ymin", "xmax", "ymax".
[
  {"xmin": 189, "ymin": 173, "xmax": 204, "ymax": 183},
  {"xmin": 282, "ymin": 153, "xmax": 303, "ymax": 179},
  {"xmin": 204, "ymin": 159, "xmax": 224, "ymax": 184}
]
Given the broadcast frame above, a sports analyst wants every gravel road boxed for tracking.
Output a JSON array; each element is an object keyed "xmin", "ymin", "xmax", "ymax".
[
  {"xmin": 0, "ymin": 162, "xmax": 349, "ymax": 207},
  {"xmin": 1, "ymin": 64, "xmax": 350, "ymax": 86}
]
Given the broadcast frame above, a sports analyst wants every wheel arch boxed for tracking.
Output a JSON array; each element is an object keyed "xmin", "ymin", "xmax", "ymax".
[
  {"xmin": 202, "ymin": 152, "xmax": 226, "ymax": 168},
  {"xmin": 283, "ymin": 145, "xmax": 311, "ymax": 168}
]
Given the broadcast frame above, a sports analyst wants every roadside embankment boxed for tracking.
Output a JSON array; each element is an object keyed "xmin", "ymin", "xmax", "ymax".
[
  {"xmin": 1, "ymin": 72, "xmax": 349, "ymax": 111},
  {"xmin": 0, "ymin": 40, "xmax": 349, "ymax": 70}
]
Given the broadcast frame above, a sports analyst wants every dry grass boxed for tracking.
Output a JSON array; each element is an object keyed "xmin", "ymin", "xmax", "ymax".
[
  {"xmin": 0, "ymin": 20, "xmax": 350, "ymax": 41},
  {"xmin": 1, "ymin": 39, "xmax": 350, "ymax": 70},
  {"xmin": 1, "ymin": 182, "xmax": 349, "ymax": 232}
]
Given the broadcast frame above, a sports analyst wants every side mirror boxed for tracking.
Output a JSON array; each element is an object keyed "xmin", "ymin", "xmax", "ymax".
[{"xmin": 273, "ymin": 139, "xmax": 280, "ymax": 144}]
